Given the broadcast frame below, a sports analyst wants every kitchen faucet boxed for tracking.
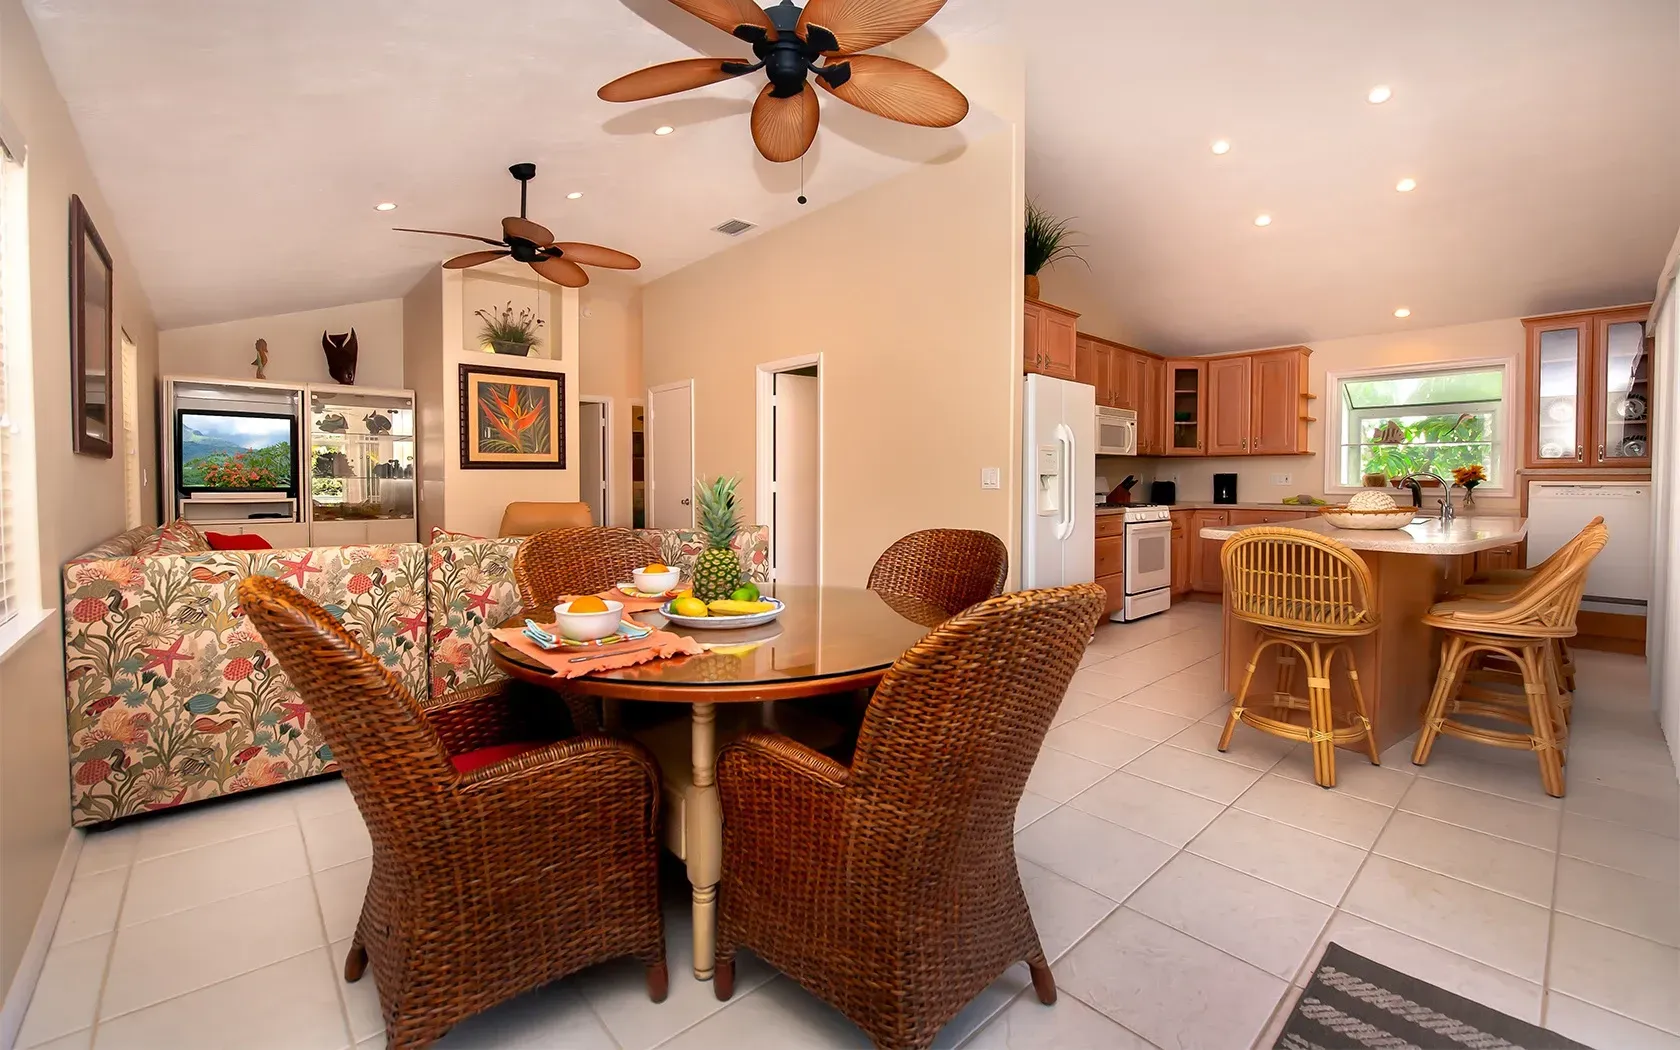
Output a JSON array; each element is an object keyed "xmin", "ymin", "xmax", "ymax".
[{"xmin": 1397, "ymin": 471, "xmax": 1460, "ymax": 523}]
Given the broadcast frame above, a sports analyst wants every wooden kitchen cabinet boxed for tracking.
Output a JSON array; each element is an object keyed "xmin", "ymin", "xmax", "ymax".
[
  {"xmin": 1024, "ymin": 299, "xmax": 1079, "ymax": 381},
  {"xmin": 1095, "ymin": 535, "xmax": 1126, "ymax": 616},
  {"xmin": 1166, "ymin": 362, "xmax": 1207, "ymax": 455},
  {"xmin": 1189, "ymin": 509, "xmax": 1229, "ymax": 593},
  {"xmin": 1140, "ymin": 356, "xmax": 1166, "ymax": 455},
  {"xmin": 1075, "ymin": 334, "xmax": 1099, "ymax": 390},
  {"xmin": 1227, "ymin": 509, "xmax": 1312, "ymax": 525},
  {"xmin": 1523, "ymin": 305, "xmax": 1652, "ymax": 470},
  {"xmin": 1170, "ymin": 511, "xmax": 1191, "ymax": 596},
  {"xmin": 1206, "ymin": 355, "xmax": 1252, "ymax": 456},
  {"xmin": 1098, "ymin": 345, "xmax": 1123, "ymax": 407},
  {"xmin": 1250, "ymin": 347, "xmax": 1312, "ymax": 455}
]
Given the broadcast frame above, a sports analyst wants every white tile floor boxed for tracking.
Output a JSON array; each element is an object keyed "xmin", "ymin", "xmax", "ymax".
[{"xmin": 21, "ymin": 602, "xmax": 1680, "ymax": 1050}]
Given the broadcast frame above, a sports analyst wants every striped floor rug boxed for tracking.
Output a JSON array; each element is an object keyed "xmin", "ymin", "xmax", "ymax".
[{"xmin": 1274, "ymin": 943, "xmax": 1593, "ymax": 1049}]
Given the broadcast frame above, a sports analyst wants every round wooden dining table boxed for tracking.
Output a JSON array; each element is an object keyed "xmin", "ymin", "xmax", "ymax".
[{"xmin": 489, "ymin": 583, "xmax": 944, "ymax": 980}]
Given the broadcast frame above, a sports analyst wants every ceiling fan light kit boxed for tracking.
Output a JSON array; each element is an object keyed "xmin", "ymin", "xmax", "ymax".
[
  {"xmin": 394, "ymin": 163, "xmax": 642, "ymax": 288},
  {"xmin": 598, "ymin": 0, "xmax": 969, "ymax": 163}
]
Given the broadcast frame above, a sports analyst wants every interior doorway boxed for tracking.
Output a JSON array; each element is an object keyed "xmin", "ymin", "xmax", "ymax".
[
  {"xmin": 120, "ymin": 331, "xmax": 142, "ymax": 528},
  {"xmin": 631, "ymin": 401, "xmax": 646, "ymax": 528},
  {"xmin": 756, "ymin": 357, "xmax": 821, "ymax": 586},
  {"xmin": 578, "ymin": 396, "xmax": 611, "ymax": 525},
  {"xmin": 647, "ymin": 381, "xmax": 694, "ymax": 529}
]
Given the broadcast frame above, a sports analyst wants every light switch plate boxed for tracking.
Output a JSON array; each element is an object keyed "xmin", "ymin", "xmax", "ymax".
[
  {"xmin": 981, "ymin": 467, "xmax": 1001, "ymax": 490},
  {"xmin": 1272, "ymin": 473, "xmax": 1292, "ymax": 485}
]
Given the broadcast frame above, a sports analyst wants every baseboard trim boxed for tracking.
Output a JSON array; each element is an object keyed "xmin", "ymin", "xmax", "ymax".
[{"xmin": 0, "ymin": 830, "xmax": 82, "ymax": 1050}]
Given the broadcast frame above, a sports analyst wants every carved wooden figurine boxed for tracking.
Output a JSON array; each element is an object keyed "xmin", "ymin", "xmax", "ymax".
[{"xmin": 322, "ymin": 329, "xmax": 358, "ymax": 385}]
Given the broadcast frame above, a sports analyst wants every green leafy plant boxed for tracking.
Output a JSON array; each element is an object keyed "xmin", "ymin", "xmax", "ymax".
[
  {"xmin": 1024, "ymin": 199, "xmax": 1086, "ymax": 276},
  {"xmin": 1357, "ymin": 413, "xmax": 1492, "ymax": 481},
  {"xmin": 475, "ymin": 301, "xmax": 543, "ymax": 350}
]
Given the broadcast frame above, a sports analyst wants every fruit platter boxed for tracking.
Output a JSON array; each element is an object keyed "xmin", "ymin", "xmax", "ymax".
[
  {"xmin": 662, "ymin": 582, "xmax": 784, "ymax": 630},
  {"xmin": 660, "ymin": 475, "xmax": 786, "ymax": 628}
]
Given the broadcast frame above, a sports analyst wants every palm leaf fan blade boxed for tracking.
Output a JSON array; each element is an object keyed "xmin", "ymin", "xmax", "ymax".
[
  {"xmin": 530, "ymin": 256, "xmax": 590, "ymax": 288},
  {"xmin": 666, "ymin": 0, "xmax": 777, "ymax": 40},
  {"xmin": 817, "ymin": 55, "xmax": 968, "ymax": 127},
  {"xmin": 797, "ymin": 0, "xmax": 948, "ymax": 55},
  {"xmin": 598, "ymin": 58, "xmax": 755, "ymax": 103},
  {"xmin": 443, "ymin": 250, "xmax": 510, "ymax": 269},
  {"xmin": 553, "ymin": 242, "xmax": 642, "ymax": 270},
  {"xmin": 750, "ymin": 83, "xmax": 820, "ymax": 162}
]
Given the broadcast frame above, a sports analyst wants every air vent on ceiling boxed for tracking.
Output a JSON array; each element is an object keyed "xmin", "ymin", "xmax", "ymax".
[{"xmin": 712, "ymin": 219, "xmax": 757, "ymax": 237}]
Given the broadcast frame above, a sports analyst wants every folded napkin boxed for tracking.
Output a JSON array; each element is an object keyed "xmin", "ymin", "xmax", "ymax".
[{"xmin": 491, "ymin": 625, "xmax": 703, "ymax": 679}]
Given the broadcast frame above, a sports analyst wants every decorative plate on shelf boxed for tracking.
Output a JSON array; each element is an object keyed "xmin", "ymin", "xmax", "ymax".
[
  {"xmin": 1620, "ymin": 436, "xmax": 1648, "ymax": 458},
  {"xmin": 1615, "ymin": 397, "xmax": 1646, "ymax": 420},
  {"xmin": 1539, "ymin": 442, "xmax": 1567, "ymax": 459},
  {"xmin": 1545, "ymin": 399, "xmax": 1575, "ymax": 422}
]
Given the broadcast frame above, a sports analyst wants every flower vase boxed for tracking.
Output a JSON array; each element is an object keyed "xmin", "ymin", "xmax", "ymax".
[
  {"xmin": 1461, "ymin": 486, "xmax": 1476, "ymax": 510},
  {"xmin": 1025, "ymin": 274, "xmax": 1041, "ymax": 300},
  {"xmin": 489, "ymin": 340, "xmax": 532, "ymax": 357}
]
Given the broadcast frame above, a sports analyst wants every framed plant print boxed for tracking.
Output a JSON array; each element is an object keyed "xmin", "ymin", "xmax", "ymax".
[
  {"xmin": 70, "ymin": 195, "xmax": 114, "ymax": 458},
  {"xmin": 458, "ymin": 364, "xmax": 565, "ymax": 469}
]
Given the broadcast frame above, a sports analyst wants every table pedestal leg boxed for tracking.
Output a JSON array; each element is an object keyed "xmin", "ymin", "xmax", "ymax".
[{"xmin": 686, "ymin": 702, "xmax": 722, "ymax": 980}]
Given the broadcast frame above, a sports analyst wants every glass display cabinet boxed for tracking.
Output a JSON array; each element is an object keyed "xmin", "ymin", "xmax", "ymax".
[
  {"xmin": 306, "ymin": 385, "xmax": 417, "ymax": 545},
  {"xmin": 1522, "ymin": 306, "xmax": 1651, "ymax": 470}
]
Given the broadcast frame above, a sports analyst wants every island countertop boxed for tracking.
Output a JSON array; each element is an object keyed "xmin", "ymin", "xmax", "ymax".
[{"xmin": 1198, "ymin": 515, "xmax": 1528, "ymax": 555}]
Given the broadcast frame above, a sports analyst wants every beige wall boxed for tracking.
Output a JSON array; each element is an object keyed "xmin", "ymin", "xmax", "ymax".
[
  {"xmin": 578, "ymin": 278, "xmax": 642, "ymax": 528},
  {"xmin": 642, "ymin": 121, "xmax": 1025, "ymax": 587},
  {"xmin": 0, "ymin": 0, "xmax": 160, "ymax": 994},
  {"xmin": 1096, "ymin": 317, "xmax": 1527, "ymax": 514},
  {"xmin": 160, "ymin": 298, "xmax": 404, "ymax": 389},
  {"xmin": 402, "ymin": 270, "xmax": 446, "ymax": 538}
]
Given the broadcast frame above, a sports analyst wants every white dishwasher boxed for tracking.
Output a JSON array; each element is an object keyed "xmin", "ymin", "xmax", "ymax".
[{"xmin": 1524, "ymin": 481, "xmax": 1651, "ymax": 614}]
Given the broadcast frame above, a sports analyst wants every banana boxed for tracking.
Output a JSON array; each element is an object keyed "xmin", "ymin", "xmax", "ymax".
[{"xmin": 706, "ymin": 599, "xmax": 775, "ymax": 616}]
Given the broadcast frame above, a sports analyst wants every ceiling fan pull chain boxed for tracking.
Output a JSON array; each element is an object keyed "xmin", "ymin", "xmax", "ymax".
[{"xmin": 798, "ymin": 154, "xmax": 808, "ymax": 206}]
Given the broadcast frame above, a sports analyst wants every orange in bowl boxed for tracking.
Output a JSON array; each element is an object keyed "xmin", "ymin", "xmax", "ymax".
[
  {"xmin": 568, "ymin": 595, "xmax": 610, "ymax": 614},
  {"xmin": 644, "ymin": 563, "xmax": 669, "ymax": 573}
]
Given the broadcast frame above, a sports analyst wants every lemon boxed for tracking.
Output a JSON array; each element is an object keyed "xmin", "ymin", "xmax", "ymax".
[{"xmin": 671, "ymin": 597, "xmax": 708, "ymax": 618}]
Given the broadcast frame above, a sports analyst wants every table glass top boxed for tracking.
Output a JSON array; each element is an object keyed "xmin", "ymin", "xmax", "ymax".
[{"xmin": 495, "ymin": 584, "xmax": 944, "ymax": 689}]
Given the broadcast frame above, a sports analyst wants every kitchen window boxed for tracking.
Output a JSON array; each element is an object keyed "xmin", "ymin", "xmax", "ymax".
[{"xmin": 1328, "ymin": 361, "xmax": 1510, "ymax": 493}]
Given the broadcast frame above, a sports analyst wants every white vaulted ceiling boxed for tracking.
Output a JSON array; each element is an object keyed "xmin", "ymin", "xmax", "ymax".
[{"xmin": 22, "ymin": 0, "xmax": 1680, "ymax": 350}]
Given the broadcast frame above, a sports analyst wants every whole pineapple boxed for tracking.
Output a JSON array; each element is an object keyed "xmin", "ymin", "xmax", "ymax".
[{"xmin": 692, "ymin": 476, "xmax": 744, "ymax": 602}]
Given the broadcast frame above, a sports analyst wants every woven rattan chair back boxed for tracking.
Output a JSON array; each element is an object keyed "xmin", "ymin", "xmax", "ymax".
[
  {"xmin": 237, "ymin": 575, "xmax": 454, "ymax": 816},
  {"xmin": 866, "ymin": 529, "xmax": 1009, "ymax": 617},
  {"xmin": 1220, "ymin": 526, "xmax": 1376, "ymax": 635},
  {"xmin": 513, "ymin": 527, "xmax": 659, "ymax": 610},
  {"xmin": 847, "ymin": 582, "xmax": 1105, "ymax": 865},
  {"xmin": 1438, "ymin": 521, "xmax": 1608, "ymax": 637}
]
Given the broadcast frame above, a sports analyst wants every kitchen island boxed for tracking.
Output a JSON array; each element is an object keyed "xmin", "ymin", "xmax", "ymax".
[{"xmin": 1197, "ymin": 515, "xmax": 1529, "ymax": 752}]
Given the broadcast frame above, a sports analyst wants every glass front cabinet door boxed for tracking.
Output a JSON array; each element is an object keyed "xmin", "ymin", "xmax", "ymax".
[
  {"xmin": 1523, "ymin": 306, "xmax": 1651, "ymax": 470},
  {"xmin": 1166, "ymin": 361, "xmax": 1206, "ymax": 455}
]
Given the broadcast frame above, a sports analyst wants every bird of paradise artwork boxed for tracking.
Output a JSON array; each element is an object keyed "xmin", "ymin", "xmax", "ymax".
[{"xmin": 458, "ymin": 364, "xmax": 565, "ymax": 468}]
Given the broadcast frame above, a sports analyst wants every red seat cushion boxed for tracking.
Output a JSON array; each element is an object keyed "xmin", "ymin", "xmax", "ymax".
[
  {"xmin": 205, "ymin": 532, "xmax": 273, "ymax": 550},
  {"xmin": 449, "ymin": 741, "xmax": 551, "ymax": 774}
]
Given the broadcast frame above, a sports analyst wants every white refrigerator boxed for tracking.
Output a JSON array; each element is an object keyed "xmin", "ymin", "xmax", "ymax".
[{"xmin": 1022, "ymin": 374, "xmax": 1096, "ymax": 588}]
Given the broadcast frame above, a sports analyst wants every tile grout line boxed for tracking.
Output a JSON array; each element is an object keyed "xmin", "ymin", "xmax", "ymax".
[
  {"xmin": 84, "ymin": 841, "xmax": 138, "ymax": 1049},
  {"xmin": 1538, "ymin": 780, "xmax": 1567, "ymax": 1031},
  {"xmin": 292, "ymin": 804, "xmax": 359, "ymax": 1050}
]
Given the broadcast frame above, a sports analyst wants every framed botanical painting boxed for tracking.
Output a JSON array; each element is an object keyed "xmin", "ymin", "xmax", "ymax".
[
  {"xmin": 70, "ymin": 195, "xmax": 114, "ymax": 458},
  {"xmin": 458, "ymin": 364, "xmax": 565, "ymax": 469}
]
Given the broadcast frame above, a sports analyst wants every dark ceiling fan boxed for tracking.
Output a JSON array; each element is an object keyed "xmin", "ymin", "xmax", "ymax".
[
  {"xmin": 394, "ymin": 163, "xmax": 641, "ymax": 287},
  {"xmin": 598, "ymin": 0, "xmax": 968, "ymax": 163}
]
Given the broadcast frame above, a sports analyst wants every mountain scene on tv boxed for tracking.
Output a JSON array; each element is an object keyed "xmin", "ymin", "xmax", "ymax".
[{"xmin": 180, "ymin": 414, "xmax": 293, "ymax": 490}]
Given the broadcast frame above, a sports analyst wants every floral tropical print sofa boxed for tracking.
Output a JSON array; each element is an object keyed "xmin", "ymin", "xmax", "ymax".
[{"xmin": 63, "ymin": 521, "xmax": 768, "ymax": 826}]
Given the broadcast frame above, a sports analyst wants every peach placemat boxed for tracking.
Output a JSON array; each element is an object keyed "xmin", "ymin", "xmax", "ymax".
[{"xmin": 491, "ymin": 626, "xmax": 702, "ymax": 679}]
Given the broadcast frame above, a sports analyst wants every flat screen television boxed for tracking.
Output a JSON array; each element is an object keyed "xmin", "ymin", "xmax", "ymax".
[{"xmin": 175, "ymin": 410, "xmax": 297, "ymax": 494}]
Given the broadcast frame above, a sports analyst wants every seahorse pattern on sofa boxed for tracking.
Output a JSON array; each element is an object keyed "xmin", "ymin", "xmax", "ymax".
[
  {"xmin": 426, "ymin": 527, "xmax": 771, "ymax": 696},
  {"xmin": 65, "ymin": 523, "xmax": 768, "ymax": 825}
]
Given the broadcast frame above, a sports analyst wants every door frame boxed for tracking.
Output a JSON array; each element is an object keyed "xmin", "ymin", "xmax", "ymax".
[
  {"xmin": 647, "ymin": 380, "xmax": 695, "ymax": 529},
  {"xmin": 755, "ymin": 353, "xmax": 824, "ymax": 586},
  {"xmin": 578, "ymin": 394, "xmax": 613, "ymax": 526}
]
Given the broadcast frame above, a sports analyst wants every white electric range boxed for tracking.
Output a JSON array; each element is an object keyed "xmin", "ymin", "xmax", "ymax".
[{"xmin": 1095, "ymin": 501, "xmax": 1173, "ymax": 622}]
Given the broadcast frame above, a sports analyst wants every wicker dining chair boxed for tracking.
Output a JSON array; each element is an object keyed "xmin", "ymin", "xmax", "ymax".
[
  {"xmin": 1219, "ymin": 527, "xmax": 1382, "ymax": 788},
  {"xmin": 866, "ymin": 529, "xmax": 1009, "ymax": 618},
  {"xmin": 1413, "ymin": 520, "xmax": 1609, "ymax": 797},
  {"xmin": 711, "ymin": 583, "xmax": 1107, "ymax": 1050},
  {"xmin": 236, "ymin": 575, "xmax": 667, "ymax": 1050},
  {"xmin": 512, "ymin": 526, "xmax": 660, "ymax": 610}
]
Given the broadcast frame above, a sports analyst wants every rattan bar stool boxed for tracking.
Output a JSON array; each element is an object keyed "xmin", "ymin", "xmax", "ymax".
[
  {"xmin": 1218, "ymin": 527, "xmax": 1381, "ymax": 788},
  {"xmin": 1412, "ymin": 521, "xmax": 1609, "ymax": 797}
]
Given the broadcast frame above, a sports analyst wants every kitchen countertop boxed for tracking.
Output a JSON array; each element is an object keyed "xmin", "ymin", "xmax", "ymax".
[
  {"xmin": 1197, "ymin": 515, "xmax": 1528, "ymax": 555},
  {"xmin": 1096, "ymin": 501, "xmax": 1326, "ymax": 516}
]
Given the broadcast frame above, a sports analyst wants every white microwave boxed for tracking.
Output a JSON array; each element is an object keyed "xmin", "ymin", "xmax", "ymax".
[{"xmin": 1096, "ymin": 406, "xmax": 1137, "ymax": 456}]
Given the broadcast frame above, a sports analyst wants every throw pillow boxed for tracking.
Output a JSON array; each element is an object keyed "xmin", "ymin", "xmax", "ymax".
[
  {"xmin": 134, "ymin": 517, "xmax": 212, "ymax": 557},
  {"xmin": 430, "ymin": 526, "xmax": 486, "ymax": 544},
  {"xmin": 205, "ymin": 532, "xmax": 272, "ymax": 551}
]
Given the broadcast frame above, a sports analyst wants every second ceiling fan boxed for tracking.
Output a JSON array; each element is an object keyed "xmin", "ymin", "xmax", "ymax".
[{"xmin": 598, "ymin": 0, "xmax": 969, "ymax": 163}]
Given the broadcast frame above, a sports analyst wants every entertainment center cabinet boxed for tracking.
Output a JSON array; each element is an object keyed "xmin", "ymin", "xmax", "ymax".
[{"xmin": 161, "ymin": 376, "xmax": 417, "ymax": 546}]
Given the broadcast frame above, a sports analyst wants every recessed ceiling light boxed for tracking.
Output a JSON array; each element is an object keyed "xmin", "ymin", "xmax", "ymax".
[
  {"xmin": 654, "ymin": 125, "xmax": 675, "ymax": 136},
  {"xmin": 374, "ymin": 202, "xmax": 397, "ymax": 212},
  {"xmin": 566, "ymin": 191, "xmax": 584, "ymax": 200},
  {"xmin": 1253, "ymin": 214, "xmax": 1272, "ymax": 227},
  {"xmin": 1211, "ymin": 139, "xmax": 1231, "ymax": 155},
  {"xmin": 1367, "ymin": 85, "xmax": 1393, "ymax": 104},
  {"xmin": 1394, "ymin": 307, "xmax": 1412, "ymax": 318},
  {"xmin": 1395, "ymin": 177, "xmax": 1417, "ymax": 193}
]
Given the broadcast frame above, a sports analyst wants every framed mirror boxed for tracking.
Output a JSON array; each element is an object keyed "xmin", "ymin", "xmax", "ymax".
[{"xmin": 70, "ymin": 194, "xmax": 113, "ymax": 457}]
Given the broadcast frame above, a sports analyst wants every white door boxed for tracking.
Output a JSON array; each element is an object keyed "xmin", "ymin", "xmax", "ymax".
[
  {"xmin": 648, "ymin": 382, "xmax": 694, "ymax": 528},
  {"xmin": 772, "ymin": 372, "xmax": 819, "ymax": 585},
  {"xmin": 579, "ymin": 400, "xmax": 607, "ymax": 525}
]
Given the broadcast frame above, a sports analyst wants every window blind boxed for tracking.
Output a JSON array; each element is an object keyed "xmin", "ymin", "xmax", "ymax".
[{"xmin": 0, "ymin": 151, "xmax": 18, "ymax": 626}]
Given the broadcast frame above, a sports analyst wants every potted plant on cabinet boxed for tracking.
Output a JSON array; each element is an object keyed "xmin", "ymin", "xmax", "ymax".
[
  {"xmin": 475, "ymin": 301, "xmax": 545, "ymax": 356},
  {"xmin": 1024, "ymin": 199, "xmax": 1084, "ymax": 300}
]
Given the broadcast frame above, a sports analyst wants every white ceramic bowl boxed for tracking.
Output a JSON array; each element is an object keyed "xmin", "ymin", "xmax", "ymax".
[
  {"xmin": 632, "ymin": 567, "xmax": 681, "ymax": 594},
  {"xmin": 553, "ymin": 599, "xmax": 625, "ymax": 642}
]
